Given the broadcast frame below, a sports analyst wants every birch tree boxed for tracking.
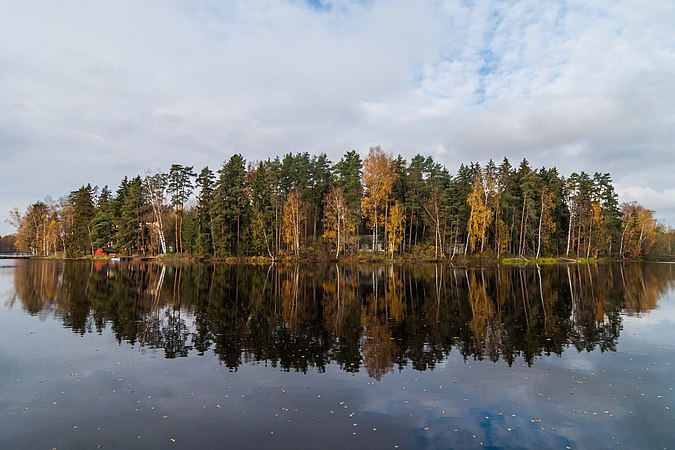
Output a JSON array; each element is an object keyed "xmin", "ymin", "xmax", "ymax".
[
  {"xmin": 386, "ymin": 200, "xmax": 405, "ymax": 258},
  {"xmin": 145, "ymin": 172, "xmax": 168, "ymax": 253},
  {"xmin": 168, "ymin": 164, "xmax": 196, "ymax": 253},
  {"xmin": 466, "ymin": 174, "xmax": 492, "ymax": 254},
  {"xmin": 282, "ymin": 189, "xmax": 306, "ymax": 256},
  {"xmin": 323, "ymin": 186, "xmax": 355, "ymax": 259}
]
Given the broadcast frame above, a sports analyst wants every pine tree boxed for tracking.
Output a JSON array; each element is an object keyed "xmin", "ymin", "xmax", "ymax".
[
  {"xmin": 212, "ymin": 155, "xmax": 248, "ymax": 256},
  {"xmin": 167, "ymin": 164, "xmax": 196, "ymax": 253},
  {"xmin": 195, "ymin": 166, "xmax": 215, "ymax": 256},
  {"xmin": 90, "ymin": 186, "xmax": 116, "ymax": 249},
  {"xmin": 115, "ymin": 176, "xmax": 147, "ymax": 254},
  {"xmin": 65, "ymin": 184, "xmax": 96, "ymax": 257}
]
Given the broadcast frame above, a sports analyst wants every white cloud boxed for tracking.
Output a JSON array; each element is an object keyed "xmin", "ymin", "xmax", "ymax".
[{"xmin": 1, "ymin": 0, "xmax": 674, "ymax": 234}]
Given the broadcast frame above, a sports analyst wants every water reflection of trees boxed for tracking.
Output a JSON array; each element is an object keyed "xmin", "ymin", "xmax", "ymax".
[{"xmin": 9, "ymin": 261, "xmax": 675, "ymax": 378}]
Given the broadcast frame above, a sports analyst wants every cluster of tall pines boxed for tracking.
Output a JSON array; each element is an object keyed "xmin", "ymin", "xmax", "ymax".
[{"xmin": 7, "ymin": 147, "xmax": 673, "ymax": 259}]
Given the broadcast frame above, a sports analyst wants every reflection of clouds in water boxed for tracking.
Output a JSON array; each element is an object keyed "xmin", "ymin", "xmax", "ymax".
[
  {"xmin": 552, "ymin": 353, "xmax": 597, "ymax": 373},
  {"xmin": 621, "ymin": 289, "xmax": 675, "ymax": 347}
]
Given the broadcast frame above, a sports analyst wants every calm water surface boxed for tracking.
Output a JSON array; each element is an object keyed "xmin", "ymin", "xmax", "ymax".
[{"xmin": 1, "ymin": 260, "xmax": 674, "ymax": 449}]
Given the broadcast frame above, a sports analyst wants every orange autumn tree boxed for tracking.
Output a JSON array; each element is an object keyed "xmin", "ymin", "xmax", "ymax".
[{"xmin": 362, "ymin": 146, "xmax": 397, "ymax": 252}]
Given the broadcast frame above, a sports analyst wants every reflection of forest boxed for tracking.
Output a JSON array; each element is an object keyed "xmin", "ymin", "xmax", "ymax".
[{"xmin": 9, "ymin": 261, "xmax": 675, "ymax": 377}]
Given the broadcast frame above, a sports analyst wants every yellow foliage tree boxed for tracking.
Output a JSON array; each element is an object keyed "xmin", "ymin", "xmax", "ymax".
[
  {"xmin": 619, "ymin": 202, "xmax": 656, "ymax": 258},
  {"xmin": 362, "ymin": 146, "xmax": 397, "ymax": 252},
  {"xmin": 282, "ymin": 189, "xmax": 305, "ymax": 256},
  {"xmin": 466, "ymin": 175, "xmax": 493, "ymax": 253}
]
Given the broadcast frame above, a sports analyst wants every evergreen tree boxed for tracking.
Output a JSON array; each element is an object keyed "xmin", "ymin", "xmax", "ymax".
[
  {"xmin": 115, "ymin": 176, "xmax": 147, "ymax": 254},
  {"xmin": 168, "ymin": 164, "xmax": 196, "ymax": 253},
  {"xmin": 308, "ymin": 153, "xmax": 332, "ymax": 242},
  {"xmin": 594, "ymin": 172, "xmax": 621, "ymax": 257},
  {"xmin": 333, "ymin": 150, "xmax": 363, "ymax": 220},
  {"xmin": 249, "ymin": 160, "xmax": 281, "ymax": 258},
  {"xmin": 90, "ymin": 185, "xmax": 116, "ymax": 249},
  {"xmin": 212, "ymin": 154, "xmax": 248, "ymax": 256},
  {"xmin": 65, "ymin": 184, "xmax": 96, "ymax": 257},
  {"xmin": 194, "ymin": 166, "xmax": 215, "ymax": 256}
]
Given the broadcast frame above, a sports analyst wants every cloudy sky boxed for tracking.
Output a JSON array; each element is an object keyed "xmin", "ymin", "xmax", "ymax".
[{"xmin": 1, "ymin": 0, "xmax": 674, "ymax": 235}]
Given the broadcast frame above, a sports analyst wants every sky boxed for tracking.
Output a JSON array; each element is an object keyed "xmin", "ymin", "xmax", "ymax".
[{"xmin": 1, "ymin": 0, "xmax": 674, "ymax": 235}]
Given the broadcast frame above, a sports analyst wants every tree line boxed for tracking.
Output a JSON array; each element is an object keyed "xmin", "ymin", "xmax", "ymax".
[{"xmin": 7, "ymin": 147, "xmax": 674, "ymax": 259}]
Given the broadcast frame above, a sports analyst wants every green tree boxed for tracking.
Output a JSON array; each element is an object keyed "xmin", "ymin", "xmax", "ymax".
[
  {"xmin": 90, "ymin": 186, "xmax": 116, "ymax": 249},
  {"xmin": 594, "ymin": 172, "xmax": 621, "ymax": 257},
  {"xmin": 168, "ymin": 164, "xmax": 196, "ymax": 253},
  {"xmin": 195, "ymin": 166, "xmax": 215, "ymax": 256},
  {"xmin": 212, "ymin": 155, "xmax": 248, "ymax": 256},
  {"xmin": 115, "ymin": 176, "xmax": 147, "ymax": 254},
  {"xmin": 249, "ymin": 160, "xmax": 279, "ymax": 258},
  {"xmin": 333, "ymin": 150, "xmax": 363, "ymax": 218},
  {"xmin": 65, "ymin": 184, "xmax": 96, "ymax": 257}
]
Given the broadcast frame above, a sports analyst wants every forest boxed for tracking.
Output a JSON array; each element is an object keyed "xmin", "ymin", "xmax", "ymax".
[{"xmin": 6, "ymin": 147, "xmax": 674, "ymax": 260}]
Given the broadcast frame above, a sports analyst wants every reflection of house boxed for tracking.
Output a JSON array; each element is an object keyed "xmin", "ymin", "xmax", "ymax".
[{"xmin": 358, "ymin": 235, "xmax": 384, "ymax": 252}]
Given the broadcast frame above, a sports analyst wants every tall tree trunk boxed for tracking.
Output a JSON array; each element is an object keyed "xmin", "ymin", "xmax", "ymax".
[
  {"xmin": 519, "ymin": 196, "xmax": 526, "ymax": 256},
  {"xmin": 536, "ymin": 203, "xmax": 543, "ymax": 259},
  {"xmin": 336, "ymin": 216, "xmax": 341, "ymax": 259},
  {"xmin": 586, "ymin": 220, "xmax": 592, "ymax": 258},
  {"xmin": 237, "ymin": 209, "xmax": 241, "ymax": 256},
  {"xmin": 373, "ymin": 210, "xmax": 378, "ymax": 252},
  {"xmin": 179, "ymin": 214, "xmax": 184, "ymax": 254},
  {"xmin": 566, "ymin": 214, "xmax": 573, "ymax": 257},
  {"xmin": 408, "ymin": 210, "xmax": 414, "ymax": 251},
  {"xmin": 175, "ymin": 211, "xmax": 179, "ymax": 253}
]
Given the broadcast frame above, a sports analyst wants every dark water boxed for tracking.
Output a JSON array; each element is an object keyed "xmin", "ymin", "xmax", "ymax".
[{"xmin": 1, "ymin": 260, "xmax": 674, "ymax": 449}]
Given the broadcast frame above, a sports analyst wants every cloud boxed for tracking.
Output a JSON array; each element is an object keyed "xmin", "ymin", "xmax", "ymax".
[{"xmin": 1, "ymin": 0, "xmax": 674, "ymax": 234}]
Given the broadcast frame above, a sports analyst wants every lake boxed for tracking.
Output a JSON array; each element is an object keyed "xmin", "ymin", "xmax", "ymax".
[{"xmin": 1, "ymin": 260, "xmax": 674, "ymax": 449}]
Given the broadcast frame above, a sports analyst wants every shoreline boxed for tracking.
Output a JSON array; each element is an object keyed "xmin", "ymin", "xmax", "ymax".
[{"xmin": 20, "ymin": 253, "xmax": 658, "ymax": 266}]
